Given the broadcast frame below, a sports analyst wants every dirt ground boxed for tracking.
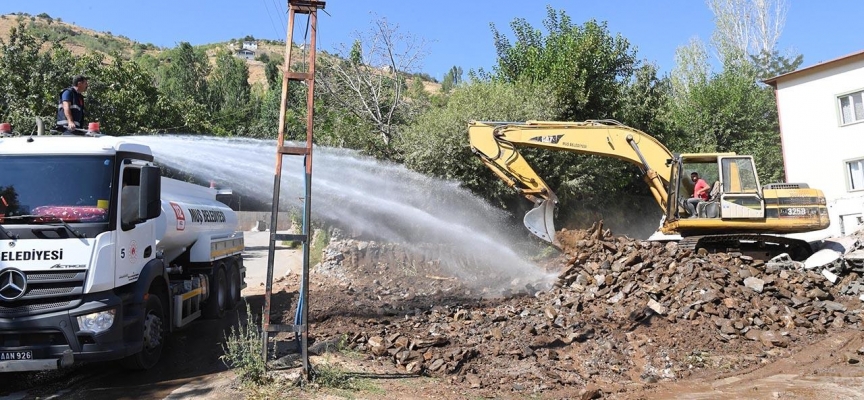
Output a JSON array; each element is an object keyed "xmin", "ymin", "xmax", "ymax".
[
  {"xmin": 4, "ymin": 228, "xmax": 864, "ymax": 400},
  {"xmin": 241, "ymin": 225, "xmax": 864, "ymax": 400}
]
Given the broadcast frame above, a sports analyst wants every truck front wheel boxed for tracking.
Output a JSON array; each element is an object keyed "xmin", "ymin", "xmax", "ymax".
[{"xmin": 122, "ymin": 293, "xmax": 165, "ymax": 370}]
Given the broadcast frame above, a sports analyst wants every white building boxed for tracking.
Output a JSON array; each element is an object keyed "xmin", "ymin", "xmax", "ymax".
[
  {"xmin": 765, "ymin": 50, "xmax": 864, "ymax": 237},
  {"xmin": 242, "ymin": 41, "xmax": 258, "ymax": 51},
  {"xmin": 235, "ymin": 48, "xmax": 255, "ymax": 61}
]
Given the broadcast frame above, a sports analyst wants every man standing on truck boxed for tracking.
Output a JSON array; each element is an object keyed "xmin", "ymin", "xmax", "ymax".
[
  {"xmin": 686, "ymin": 172, "xmax": 710, "ymax": 218},
  {"xmin": 56, "ymin": 75, "xmax": 88, "ymax": 134}
]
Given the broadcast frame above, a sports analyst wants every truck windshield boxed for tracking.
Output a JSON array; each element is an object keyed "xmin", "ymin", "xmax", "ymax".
[{"xmin": 0, "ymin": 155, "xmax": 114, "ymax": 223}]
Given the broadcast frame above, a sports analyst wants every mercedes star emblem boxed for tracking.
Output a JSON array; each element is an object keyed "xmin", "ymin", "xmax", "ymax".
[{"xmin": 0, "ymin": 269, "xmax": 27, "ymax": 301}]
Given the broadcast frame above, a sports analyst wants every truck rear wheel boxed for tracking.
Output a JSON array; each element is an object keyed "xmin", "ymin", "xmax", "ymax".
[
  {"xmin": 122, "ymin": 293, "xmax": 165, "ymax": 370},
  {"xmin": 227, "ymin": 262, "xmax": 242, "ymax": 310},
  {"xmin": 203, "ymin": 266, "xmax": 227, "ymax": 319}
]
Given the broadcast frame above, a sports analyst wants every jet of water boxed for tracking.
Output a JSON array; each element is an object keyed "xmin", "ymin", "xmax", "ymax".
[{"xmin": 131, "ymin": 135, "xmax": 556, "ymax": 293}]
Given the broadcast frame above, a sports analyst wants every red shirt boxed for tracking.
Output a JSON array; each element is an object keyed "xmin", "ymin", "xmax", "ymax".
[{"xmin": 693, "ymin": 179, "xmax": 710, "ymax": 200}]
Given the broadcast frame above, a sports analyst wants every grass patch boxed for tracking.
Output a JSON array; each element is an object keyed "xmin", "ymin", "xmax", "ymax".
[
  {"xmin": 243, "ymin": 380, "xmax": 294, "ymax": 400},
  {"xmin": 312, "ymin": 362, "xmax": 354, "ymax": 389},
  {"xmin": 311, "ymin": 360, "xmax": 383, "ymax": 395},
  {"xmin": 26, "ymin": 21, "xmax": 131, "ymax": 56},
  {"xmin": 309, "ymin": 228, "xmax": 330, "ymax": 266},
  {"xmin": 279, "ymin": 240, "xmax": 302, "ymax": 249},
  {"xmin": 220, "ymin": 304, "xmax": 268, "ymax": 385},
  {"xmin": 526, "ymin": 244, "xmax": 561, "ymax": 263},
  {"xmin": 326, "ymin": 334, "xmax": 364, "ymax": 360}
]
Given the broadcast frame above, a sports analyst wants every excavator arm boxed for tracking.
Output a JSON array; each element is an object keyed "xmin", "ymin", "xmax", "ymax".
[{"xmin": 468, "ymin": 120, "xmax": 675, "ymax": 243}]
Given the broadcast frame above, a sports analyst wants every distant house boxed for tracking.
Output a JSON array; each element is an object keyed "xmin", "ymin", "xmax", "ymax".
[
  {"xmin": 765, "ymin": 50, "xmax": 864, "ymax": 236},
  {"xmin": 236, "ymin": 48, "xmax": 255, "ymax": 60},
  {"xmin": 242, "ymin": 40, "xmax": 258, "ymax": 51}
]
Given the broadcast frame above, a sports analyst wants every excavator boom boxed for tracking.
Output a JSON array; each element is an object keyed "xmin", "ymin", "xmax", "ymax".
[{"xmin": 468, "ymin": 120, "xmax": 675, "ymax": 242}]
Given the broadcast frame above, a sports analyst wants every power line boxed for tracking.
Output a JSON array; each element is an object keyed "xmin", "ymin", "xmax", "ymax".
[
  {"xmin": 261, "ymin": 0, "xmax": 281, "ymax": 40},
  {"xmin": 271, "ymin": 0, "xmax": 287, "ymax": 35}
]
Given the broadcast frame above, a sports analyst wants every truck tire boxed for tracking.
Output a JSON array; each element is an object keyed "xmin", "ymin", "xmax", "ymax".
[
  {"xmin": 203, "ymin": 266, "xmax": 227, "ymax": 319},
  {"xmin": 227, "ymin": 262, "xmax": 242, "ymax": 310},
  {"xmin": 122, "ymin": 293, "xmax": 165, "ymax": 370}
]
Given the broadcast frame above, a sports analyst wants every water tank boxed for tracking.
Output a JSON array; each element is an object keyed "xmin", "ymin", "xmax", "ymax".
[{"xmin": 153, "ymin": 178, "xmax": 239, "ymax": 263}]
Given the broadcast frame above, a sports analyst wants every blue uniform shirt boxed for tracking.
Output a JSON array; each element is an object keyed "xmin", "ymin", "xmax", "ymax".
[{"xmin": 56, "ymin": 87, "xmax": 85, "ymax": 129}]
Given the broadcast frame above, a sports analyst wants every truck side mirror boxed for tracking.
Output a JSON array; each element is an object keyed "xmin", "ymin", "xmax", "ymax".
[{"xmin": 139, "ymin": 166, "xmax": 162, "ymax": 220}]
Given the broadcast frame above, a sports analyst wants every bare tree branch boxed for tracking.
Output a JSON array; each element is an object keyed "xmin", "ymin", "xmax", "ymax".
[
  {"xmin": 707, "ymin": 0, "xmax": 788, "ymax": 64},
  {"xmin": 317, "ymin": 14, "xmax": 428, "ymax": 145},
  {"xmin": 672, "ymin": 38, "xmax": 710, "ymax": 96}
]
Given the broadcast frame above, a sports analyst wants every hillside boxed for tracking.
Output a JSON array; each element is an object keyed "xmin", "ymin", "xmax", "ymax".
[{"xmin": 0, "ymin": 12, "xmax": 441, "ymax": 91}]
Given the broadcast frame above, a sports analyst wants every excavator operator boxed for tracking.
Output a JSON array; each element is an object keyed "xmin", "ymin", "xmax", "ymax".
[{"xmin": 685, "ymin": 172, "xmax": 710, "ymax": 218}]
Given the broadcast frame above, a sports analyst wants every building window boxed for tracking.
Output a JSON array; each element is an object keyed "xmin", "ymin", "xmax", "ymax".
[
  {"xmin": 848, "ymin": 159, "xmax": 864, "ymax": 190},
  {"xmin": 839, "ymin": 90, "xmax": 864, "ymax": 125}
]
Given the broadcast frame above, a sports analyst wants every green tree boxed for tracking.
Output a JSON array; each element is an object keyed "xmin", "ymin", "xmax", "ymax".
[
  {"xmin": 665, "ymin": 0, "xmax": 796, "ymax": 183},
  {"xmin": 156, "ymin": 42, "xmax": 210, "ymax": 132},
  {"xmin": 490, "ymin": 6, "xmax": 637, "ymax": 121},
  {"xmin": 668, "ymin": 58, "xmax": 783, "ymax": 182},
  {"xmin": 207, "ymin": 50, "xmax": 251, "ymax": 135},
  {"xmin": 247, "ymin": 74, "xmax": 306, "ymax": 139},
  {"xmin": 264, "ymin": 59, "xmax": 280, "ymax": 89},
  {"xmin": 85, "ymin": 53, "xmax": 178, "ymax": 134},
  {"xmin": 398, "ymin": 78, "xmax": 561, "ymax": 205},
  {"xmin": 441, "ymin": 65, "xmax": 462, "ymax": 93},
  {"xmin": 483, "ymin": 7, "xmax": 653, "ymax": 219},
  {"xmin": 255, "ymin": 52, "xmax": 270, "ymax": 63},
  {"xmin": 349, "ymin": 40, "xmax": 362, "ymax": 65},
  {"xmin": 620, "ymin": 62, "xmax": 673, "ymax": 138},
  {"xmin": 158, "ymin": 42, "xmax": 209, "ymax": 104},
  {"xmin": 36, "ymin": 13, "xmax": 53, "ymax": 24},
  {"xmin": 0, "ymin": 22, "xmax": 76, "ymax": 133},
  {"xmin": 750, "ymin": 49, "xmax": 803, "ymax": 79}
]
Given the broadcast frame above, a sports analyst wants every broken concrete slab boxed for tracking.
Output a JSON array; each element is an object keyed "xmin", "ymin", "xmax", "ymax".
[
  {"xmin": 804, "ymin": 249, "xmax": 842, "ymax": 270},
  {"xmin": 647, "ymin": 299, "xmax": 667, "ymax": 315},
  {"xmin": 846, "ymin": 249, "xmax": 864, "ymax": 261},
  {"xmin": 743, "ymin": 276, "xmax": 765, "ymax": 293},
  {"xmin": 822, "ymin": 269, "xmax": 839, "ymax": 284}
]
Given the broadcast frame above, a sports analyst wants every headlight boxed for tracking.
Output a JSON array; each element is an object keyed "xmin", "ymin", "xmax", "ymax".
[{"xmin": 77, "ymin": 309, "xmax": 116, "ymax": 334}]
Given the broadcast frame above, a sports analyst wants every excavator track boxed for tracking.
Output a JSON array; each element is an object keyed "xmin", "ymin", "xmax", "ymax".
[{"xmin": 679, "ymin": 234, "xmax": 814, "ymax": 261}]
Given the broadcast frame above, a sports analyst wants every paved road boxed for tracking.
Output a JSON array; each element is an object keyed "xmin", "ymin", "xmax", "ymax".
[
  {"xmin": 240, "ymin": 230, "xmax": 303, "ymax": 294},
  {"xmin": 0, "ymin": 231, "xmax": 301, "ymax": 400}
]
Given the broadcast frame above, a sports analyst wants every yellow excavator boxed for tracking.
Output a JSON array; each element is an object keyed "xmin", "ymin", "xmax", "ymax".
[{"xmin": 468, "ymin": 120, "xmax": 830, "ymax": 259}]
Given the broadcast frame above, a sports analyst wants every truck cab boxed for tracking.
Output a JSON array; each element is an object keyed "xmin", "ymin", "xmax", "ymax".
[{"xmin": 0, "ymin": 133, "xmax": 244, "ymax": 372}]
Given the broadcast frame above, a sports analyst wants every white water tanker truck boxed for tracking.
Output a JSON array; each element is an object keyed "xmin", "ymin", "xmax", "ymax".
[{"xmin": 0, "ymin": 126, "xmax": 245, "ymax": 371}]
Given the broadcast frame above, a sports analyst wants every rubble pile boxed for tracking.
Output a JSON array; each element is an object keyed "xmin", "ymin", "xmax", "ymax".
[
  {"xmin": 554, "ymin": 222, "xmax": 864, "ymax": 334},
  {"xmin": 305, "ymin": 223, "xmax": 864, "ymax": 394}
]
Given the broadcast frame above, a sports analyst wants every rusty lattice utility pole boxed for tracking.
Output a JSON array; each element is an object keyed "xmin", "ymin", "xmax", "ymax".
[{"xmin": 262, "ymin": 0, "xmax": 325, "ymax": 377}]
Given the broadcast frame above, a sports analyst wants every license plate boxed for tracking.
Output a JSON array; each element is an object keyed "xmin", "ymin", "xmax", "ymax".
[{"xmin": 0, "ymin": 351, "xmax": 33, "ymax": 361}]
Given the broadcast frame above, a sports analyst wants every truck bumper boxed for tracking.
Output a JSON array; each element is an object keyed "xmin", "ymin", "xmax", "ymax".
[
  {"xmin": 0, "ymin": 291, "xmax": 136, "ymax": 372},
  {"xmin": 0, "ymin": 350, "xmax": 73, "ymax": 372}
]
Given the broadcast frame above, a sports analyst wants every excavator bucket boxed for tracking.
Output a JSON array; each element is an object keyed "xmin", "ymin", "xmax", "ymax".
[{"xmin": 524, "ymin": 199, "xmax": 556, "ymax": 243}]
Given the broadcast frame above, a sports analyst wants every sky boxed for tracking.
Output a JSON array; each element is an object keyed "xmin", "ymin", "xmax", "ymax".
[{"xmin": 2, "ymin": 1, "xmax": 863, "ymax": 80}]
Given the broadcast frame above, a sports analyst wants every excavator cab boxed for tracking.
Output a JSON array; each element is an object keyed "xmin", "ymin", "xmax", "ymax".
[
  {"xmin": 671, "ymin": 154, "xmax": 767, "ymax": 221},
  {"xmin": 671, "ymin": 154, "xmax": 724, "ymax": 219},
  {"xmin": 718, "ymin": 156, "xmax": 764, "ymax": 218}
]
